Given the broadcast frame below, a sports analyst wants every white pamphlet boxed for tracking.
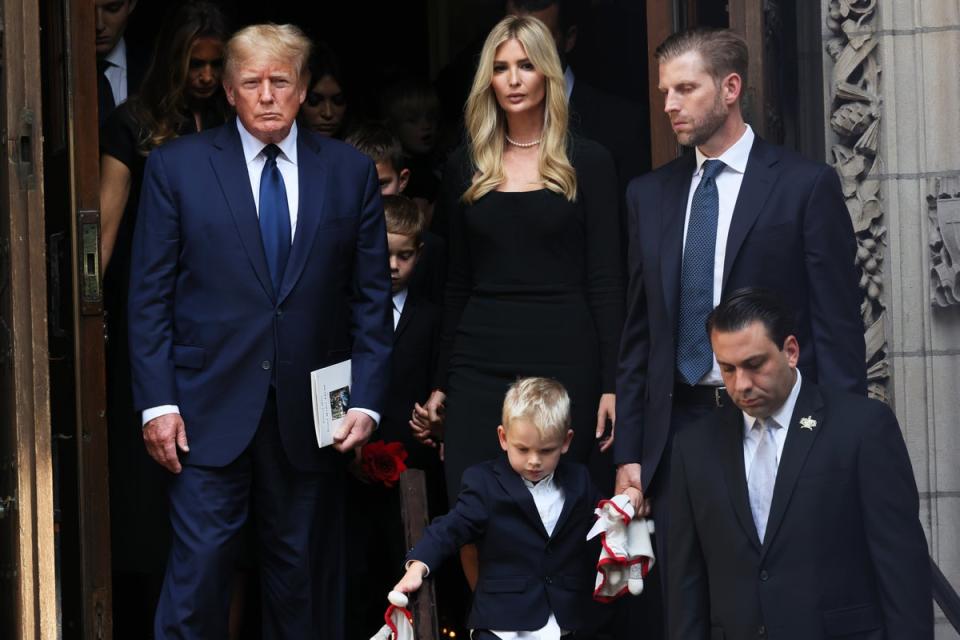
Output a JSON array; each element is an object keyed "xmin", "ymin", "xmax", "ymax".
[{"xmin": 310, "ymin": 359, "xmax": 352, "ymax": 448}]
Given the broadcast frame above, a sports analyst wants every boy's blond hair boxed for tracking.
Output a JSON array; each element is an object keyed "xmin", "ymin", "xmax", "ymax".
[{"xmin": 501, "ymin": 377, "xmax": 571, "ymax": 438}]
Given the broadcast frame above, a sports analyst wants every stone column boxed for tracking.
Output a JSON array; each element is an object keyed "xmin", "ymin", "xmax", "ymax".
[{"xmin": 823, "ymin": 1, "xmax": 960, "ymax": 636}]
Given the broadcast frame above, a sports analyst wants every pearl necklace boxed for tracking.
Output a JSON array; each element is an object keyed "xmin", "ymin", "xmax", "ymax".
[{"xmin": 505, "ymin": 134, "xmax": 542, "ymax": 148}]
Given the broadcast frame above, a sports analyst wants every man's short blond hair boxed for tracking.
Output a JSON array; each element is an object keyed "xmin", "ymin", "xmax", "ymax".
[
  {"xmin": 225, "ymin": 23, "xmax": 312, "ymax": 83},
  {"xmin": 501, "ymin": 377, "xmax": 571, "ymax": 438}
]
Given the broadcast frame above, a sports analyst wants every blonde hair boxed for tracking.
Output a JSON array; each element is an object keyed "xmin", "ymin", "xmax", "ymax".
[
  {"xmin": 225, "ymin": 23, "xmax": 312, "ymax": 84},
  {"xmin": 501, "ymin": 377, "xmax": 571, "ymax": 439},
  {"xmin": 463, "ymin": 15, "xmax": 576, "ymax": 204}
]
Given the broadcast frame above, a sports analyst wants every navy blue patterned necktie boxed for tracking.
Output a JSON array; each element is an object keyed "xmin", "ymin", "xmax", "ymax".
[
  {"xmin": 676, "ymin": 159, "xmax": 726, "ymax": 385},
  {"xmin": 259, "ymin": 144, "xmax": 291, "ymax": 291}
]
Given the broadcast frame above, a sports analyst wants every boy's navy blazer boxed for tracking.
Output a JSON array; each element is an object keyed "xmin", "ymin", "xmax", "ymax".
[{"xmin": 410, "ymin": 457, "xmax": 601, "ymax": 632}]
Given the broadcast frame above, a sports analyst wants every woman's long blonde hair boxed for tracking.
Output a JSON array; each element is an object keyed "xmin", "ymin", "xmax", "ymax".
[{"xmin": 462, "ymin": 15, "xmax": 576, "ymax": 203}]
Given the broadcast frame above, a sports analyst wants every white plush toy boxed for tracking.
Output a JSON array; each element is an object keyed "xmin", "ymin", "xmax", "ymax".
[
  {"xmin": 586, "ymin": 494, "xmax": 656, "ymax": 601},
  {"xmin": 369, "ymin": 590, "xmax": 416, "ymax": 640}
]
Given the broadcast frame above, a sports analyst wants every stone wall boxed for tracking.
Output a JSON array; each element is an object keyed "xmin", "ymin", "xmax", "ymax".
[{"xmin": 823, "ymin": 1, "xmax": 960, "ymax": 636}]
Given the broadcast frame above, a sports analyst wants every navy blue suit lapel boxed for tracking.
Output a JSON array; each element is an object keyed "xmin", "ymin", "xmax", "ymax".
[
  {"xmin": 722, "ymin": 137, "xmax": 778, "ymax": 291},
  {"xmin": 209, "ymin": 121, "xmax": 274, "ymax": 300},
  {"xmin": 494, "ymin": 457, "xmax": 549, "ymax": 539},
  {"xmin": 394, "ymin": 295, "xmax": 415, "ymax": 341},
  {"xmin": 660, "ymin": 153, "xmax": 696, "ymax": 329},
  {"xmin": 549, "ymin": 461, "xmax": 582, "ymax": 540},
  {"xmin": 277, "ymin": 131, "xmax": 330, "ymax": 304},
  {"xmin": 761, "ymin": 381, "xmax": 824, "ymax": 559},
  {"xmin": 717, "ymin": 403, "xmax": 762, "ymax": 550}
]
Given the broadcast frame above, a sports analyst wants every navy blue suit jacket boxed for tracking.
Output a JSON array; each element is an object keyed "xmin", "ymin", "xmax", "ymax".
[
  {"xmin": 128, "ymin": 120, "xmax": 393, "ymax": 472},
  {"xmin": 669, "ymin": 382, "xmax": 932, "ymax": 639},
  {"xmin": 614, "ymin": 137, "xmax": 867, "ymax": 490},
  {"xmin": 409, "ymin": 457, "xmax": 601, "ymax": 632}
]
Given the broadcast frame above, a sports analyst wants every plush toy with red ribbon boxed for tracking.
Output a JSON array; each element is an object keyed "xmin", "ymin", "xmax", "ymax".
[
  {"xmin": 369, "ymin": 590, "xmax": 415, "ymax": 640},
  {"xmin": 586, "ymin": 494, "xmax": 656, "ymax": 601}
]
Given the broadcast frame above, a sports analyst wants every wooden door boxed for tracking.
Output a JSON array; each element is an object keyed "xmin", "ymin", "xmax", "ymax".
[
  {"xmin": 39, "ymin": 0, "xmax": 113, "ymax": 637},
  {"xmin": 0, "ymin": 0, "xmax": 58, "ymax": 637}
]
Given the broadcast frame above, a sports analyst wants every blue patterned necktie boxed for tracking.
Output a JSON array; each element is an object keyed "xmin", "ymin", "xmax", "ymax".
[
  {"xmin": 676, "ymin": 159, "xmax": 726, "ymax": 385},
  {"xmin": 748, "ymin": 418, "xmax": 780, "ymax": 543},
  {"xmin": 259, "ymin": 144, "xmax": 291, "ymax": 291}
]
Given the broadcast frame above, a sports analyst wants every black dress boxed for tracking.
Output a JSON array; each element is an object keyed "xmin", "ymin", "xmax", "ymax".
[{"xmin": 435, "ymin": 137, "xmax": 624, "ymax": 502}]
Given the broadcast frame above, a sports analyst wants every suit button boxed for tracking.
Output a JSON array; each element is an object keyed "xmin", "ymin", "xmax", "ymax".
[
  {"xmin": 545, "ymin": 576, "xmax": 553, "ymax": 584},
  {"xmin": 276, "ymin": 309, "xmax": 283, "ymax": 317},
  {"xmin": 759, "ymin": 570, "xmax": 768, "ymax": 581},
  {"xmin": 261, "ymin": 360, "xmax": 271, "ymax": 370},
  {"xmin": 758, "ymin": 624, "xmax": 767, "ymax": 637}
]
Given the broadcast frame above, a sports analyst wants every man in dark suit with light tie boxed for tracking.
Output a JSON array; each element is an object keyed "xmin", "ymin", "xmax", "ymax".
[
  {"xmin": 127, "ymin": 23, "xmax": 393, "ymax": 638},
  {"xmin": 669, "ymin": 288, "xmax": 931, "ymax": 639},
  {"xmin": 614, "ymin": 28, "xmax": 867, "ymax": 633}
]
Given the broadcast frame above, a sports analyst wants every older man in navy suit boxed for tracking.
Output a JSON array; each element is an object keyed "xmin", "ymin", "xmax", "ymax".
[
  {"xmin": 128, "ymin": 24, "xmax": 392, "ymax": 638},
  {"xmin": 614, "ymin": 28, "xmax": 866, "ymax": 635}
]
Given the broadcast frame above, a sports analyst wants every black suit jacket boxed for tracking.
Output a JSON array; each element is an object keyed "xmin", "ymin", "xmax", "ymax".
[
  {"xmin": 614, "ymin": 136, "xmax": 867, "ymax": 490},
  {"xmin": 409, "ymin": 457, "xmax": 601, "ymax": 632},
  {"xmin": 380, "ymin": 291, "xmax": 441, "ymax": 470},
  {"xmin": 669, "ymin": 381, "xmax": 932, "ymax": 639}
]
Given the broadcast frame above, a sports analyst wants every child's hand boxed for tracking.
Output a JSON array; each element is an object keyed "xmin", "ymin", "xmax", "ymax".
[
  {"xmin": 393, "ymin": 560, "xmax": 428, "ymax": 594},
  {"xmin": 623, "ymin": 486, "xmax": 645, "ymax": 515}
]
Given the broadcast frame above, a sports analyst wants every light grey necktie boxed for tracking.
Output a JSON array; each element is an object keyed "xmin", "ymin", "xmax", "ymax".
[{"xmin": 748, "ymin": 418, "xmax": 780, "ymax": 542}]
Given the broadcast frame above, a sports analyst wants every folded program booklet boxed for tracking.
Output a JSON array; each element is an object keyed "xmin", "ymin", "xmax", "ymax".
[{"xmin": 310, "ymin": 359, "xmax": 352, "ymax": 448}]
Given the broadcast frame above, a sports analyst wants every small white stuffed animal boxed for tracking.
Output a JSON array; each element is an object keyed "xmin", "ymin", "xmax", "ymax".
[
  {"xmin": 369, "ymin": 590, "xmax": 415, "ymax": 640},
  {"xmin": 586, "ymin": 494, "xmax": 656, "ymax": 600}
]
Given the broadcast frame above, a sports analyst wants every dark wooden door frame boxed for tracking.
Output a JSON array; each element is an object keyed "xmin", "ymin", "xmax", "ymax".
[
  {"xmin": 61, "ymin": 0, "xmax": 114, "ymax": 637},
  {"xmin": 0, "ymin": 0, "xmax": 57, "ymax": 637}
]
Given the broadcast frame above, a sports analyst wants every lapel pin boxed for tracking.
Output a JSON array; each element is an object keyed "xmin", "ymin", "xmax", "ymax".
[{"xmin": 799, "ymin": 416, "xmax": 817, "ymax": 431}]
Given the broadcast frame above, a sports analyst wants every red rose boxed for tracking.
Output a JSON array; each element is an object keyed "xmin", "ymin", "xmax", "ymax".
[{"xmin": 360, "ymin": 440, "xmax": 409, "ymax": 488}]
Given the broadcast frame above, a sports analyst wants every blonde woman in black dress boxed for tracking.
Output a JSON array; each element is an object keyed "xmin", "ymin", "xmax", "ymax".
[{"xmin": 415, "ymin": 15, "xmax": 624, "ymax": 529}]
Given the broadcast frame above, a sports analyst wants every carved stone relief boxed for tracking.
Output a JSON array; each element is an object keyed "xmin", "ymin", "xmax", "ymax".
[
  {"xmin": 929, "ymin": 177, "xmax": 960, "ymax": 307},
  {"xmin": 825, "ymin": 0, "xmax": 887, "ymax": 401}
]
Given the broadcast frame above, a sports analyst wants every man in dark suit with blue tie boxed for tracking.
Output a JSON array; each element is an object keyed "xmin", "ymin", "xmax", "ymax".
[
  {"xmin": 669, "ymin": 288, "xmax": 931, "ymax": 639},
  {"xmin": 127, "ymin": 23, "xmax": 393, "ymax": 638},
  {"xmin": 614, "ymin": 28, "xmax": 867, "ymax": 634}
]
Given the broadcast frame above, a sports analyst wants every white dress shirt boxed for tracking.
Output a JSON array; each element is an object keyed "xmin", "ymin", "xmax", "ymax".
[
  {"xmin": 491, "ymin": 473, "xmax": 566, "ymax": 640},
  {"xmin": 682, "ymin": 125, "xmax": 756, "ymax": 385},
  {"xmin": 103, "ymin": 37, "xmax": 129, "ymax": 107},
  {"xmin": 392, "ymin": 289, "xmax": 408, "ymax": 331},
  {"xmin": 742, "ymin": 370, "xmax": 802, "ymax": 477},
  {"xmin": 143, "ymin": 119, "xmax": 379, "ymax": 427}
]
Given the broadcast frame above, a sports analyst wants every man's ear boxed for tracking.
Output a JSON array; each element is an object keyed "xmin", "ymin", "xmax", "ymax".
[
  {"xmin": 398, "ymin": 168, "xmax": 411, "ymax": 194},
  {"xmin": 224, "ymin": 80, "xmax": 236, "ymax": 107},
  {"xmin": 782, "ymin": 335, "xmax": 800, "ymax": 367},
  {"xmin": 721, "ymin": 72, "xmax": 743, "ymax": 106}
]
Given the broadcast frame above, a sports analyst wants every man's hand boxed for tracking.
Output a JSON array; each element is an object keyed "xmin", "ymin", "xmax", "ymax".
[
  {"xmin": 143, "ymin": 413, "xmax": 189, "ymax": 474},
  {"xmin": 393, "ymin": 560, "xmax": 428, "ymax": 594},
  {"xmin": 333, "ymin": 410, "xmax": 376, "ymax": 453},
  {"xmin": 616, "ymin": 462, "xmax": 650, "ymax": 517},
  {"xmin": 595, "ymin": 393, "xmax": 616, "ymax": 452}
]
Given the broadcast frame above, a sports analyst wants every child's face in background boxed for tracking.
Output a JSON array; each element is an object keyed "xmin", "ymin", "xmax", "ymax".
[
  {"xmin": 497, "ymin": 419, "xmax": 572, "ymax": 483},
  {"xmin": 376, "ymin": 160, "xmax": 410, "ymax": 196},
  {"xmin": 387, "ymin": 232, "xmax": 420, "ymax": 293},
  {"xmin": 391, "ymin": 98, "xmax": 438, "ymax": 156}
]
